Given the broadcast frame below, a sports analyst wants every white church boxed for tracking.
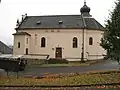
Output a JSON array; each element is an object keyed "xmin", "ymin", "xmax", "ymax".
[{"xmin": 13, "ymin": 1, "xmax": 106, "ymax": 61}]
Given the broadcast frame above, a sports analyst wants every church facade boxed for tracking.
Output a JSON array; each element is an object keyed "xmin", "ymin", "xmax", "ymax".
[{"xmin": 13, "ymin": 2, "xmax": 106, "ymax": 61}]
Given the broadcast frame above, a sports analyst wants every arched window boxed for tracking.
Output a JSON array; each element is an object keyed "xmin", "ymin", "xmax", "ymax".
[
  {"xmin": 41, "ymin": 37, "xmax": 46, "ymax": 47},
  {"xmin": 89, "ymin": 37, "xmax": 93, "ymax": 45},
  {"xmin": 73, "ymin": 37, "xmax": 78, "ymax": 48}
]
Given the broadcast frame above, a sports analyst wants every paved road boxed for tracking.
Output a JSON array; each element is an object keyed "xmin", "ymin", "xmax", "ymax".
[
  {"xmin": 22, "ymin": 60, "xmax": 120, "ymax": 76},
  {"xmin": 0, "ymin": 60, "xmax": 120, "ymax": 76}
]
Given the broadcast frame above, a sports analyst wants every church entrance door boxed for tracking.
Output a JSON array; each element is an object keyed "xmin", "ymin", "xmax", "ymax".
[{"xmin": 55, "ymin": 47, "xmax": 62, "ymax": 58}]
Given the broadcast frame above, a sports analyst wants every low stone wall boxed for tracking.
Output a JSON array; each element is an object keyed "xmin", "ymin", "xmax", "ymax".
[
  {"xmin": 88, "ymin": 55, "xmax": 104, "ymax": 60},
  {"xmin": 20, "ymin": 54, "xmax": 49, "ymax": 65},
  {"xmin": 67, "ymin": 58, "xmax": 87, "ymax": 62},
  {"xmin": 23, "ymin": 59, "xmax": 47, "ymax": 65}
]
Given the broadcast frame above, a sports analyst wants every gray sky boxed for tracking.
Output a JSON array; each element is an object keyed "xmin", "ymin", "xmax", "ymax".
[{"xmin": 0, "ymin": 0, "xmax": 115, "ymax": 45}]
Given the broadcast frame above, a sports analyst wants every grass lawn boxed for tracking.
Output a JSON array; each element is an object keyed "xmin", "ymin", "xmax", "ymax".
[{"xmin": 0, "ymin": 70, "xmax": 120, "ymax": 86}]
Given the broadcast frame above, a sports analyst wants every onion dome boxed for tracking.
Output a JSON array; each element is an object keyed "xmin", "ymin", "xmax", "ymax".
[{"xmin": 80, "ymin": 1, "xmax": 90, "ymax": 14}]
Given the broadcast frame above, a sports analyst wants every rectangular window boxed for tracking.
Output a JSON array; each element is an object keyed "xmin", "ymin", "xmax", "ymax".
[
  {"xmin": 18, "ymin": 42, "xmax": 20, "ymax": 48},
  {"xmin": 35, "ymin": 34, "xmax": 37, "ymax": 45},
  {"xmin": 26, "ymin": 48, "xmax": 28, "ymax": 55},
  {"xmin": 26, "ymin": 38, "xmax": 28, "ymax": 44}
]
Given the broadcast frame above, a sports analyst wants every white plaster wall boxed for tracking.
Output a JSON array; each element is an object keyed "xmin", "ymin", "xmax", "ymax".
[
  {"xmin": 13, "ymin": 29, "xmax": 106, "ymax": 60},
  {"xmin": 86, "ymin": 30, "xmax": 106, "ymax": 60},
  {"xmin": 24, "ymin": 35, "xmax": 30, "ymax": 54},
  {"xmin": 20, "ymin": 29, "xmax": 83, "ymax": 59},
  {"xmin": 13, "ymin": 35, "xmax": 25, "ymax": 55}
]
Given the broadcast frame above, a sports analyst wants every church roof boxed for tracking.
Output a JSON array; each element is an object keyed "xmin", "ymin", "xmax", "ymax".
[
  {"xmin": 13, "ymin": 32, "xmax": 31, "ymax": 36},
  {"xmin": 16, "ymin": 15, "xmax": 104, "ymax": 31}
]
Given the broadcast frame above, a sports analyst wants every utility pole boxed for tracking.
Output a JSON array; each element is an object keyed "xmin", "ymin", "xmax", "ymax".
[
  {"xmin": 80, "ymin": 0, "xmax": 91, "ymax": 62},
  {"xmin": 81, "ymin": 2, "xmax": 87, "ymax": 63}
]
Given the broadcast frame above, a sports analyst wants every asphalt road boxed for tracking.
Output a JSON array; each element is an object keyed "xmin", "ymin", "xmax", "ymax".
[
  {"xmin": 23, "ymin": 60, "xmax": 120, "ymax": 76},
  {"xmin": 0, "ymin": 60, "xmax": 120, "ymax": 76}
]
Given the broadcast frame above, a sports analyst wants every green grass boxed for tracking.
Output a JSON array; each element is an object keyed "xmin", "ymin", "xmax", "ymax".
[{"xmin": 0, "ymin": 70, "xmax": 120, "ymax": 85}]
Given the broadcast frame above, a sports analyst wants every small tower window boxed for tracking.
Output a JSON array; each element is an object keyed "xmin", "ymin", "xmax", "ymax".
[
  {"xmin": 41, "ymin": 37, "xmax": 46, "ymax": 47},
  {"xmin": 89, "ymin": 37, "xmax": 93, "ymax": 45},
  {"xmin": 18, "ymin": 42, "xmax": 20, "ymax": 48},
  {"xmin": 73, "ymin": 37, "xmax": 78, "ymax": 48},
  {"xmin": 26, "ymin": 38, "xmax": 28, "ymax": 44}
]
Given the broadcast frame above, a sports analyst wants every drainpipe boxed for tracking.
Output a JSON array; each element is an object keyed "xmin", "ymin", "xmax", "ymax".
[{"xmin": 81, "ymin": 14, "xmax": 86, "ymax": 62}]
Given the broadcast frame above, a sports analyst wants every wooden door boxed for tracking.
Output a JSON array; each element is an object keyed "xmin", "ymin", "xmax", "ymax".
[{"xmin": 55, "ymin": 47, "xmax": 62, "ymax": 58}]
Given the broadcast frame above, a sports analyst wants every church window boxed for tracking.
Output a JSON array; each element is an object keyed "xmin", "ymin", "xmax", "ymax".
[
  {"xmin": 26, "ymin": 38, "xmax": 28, "ymax": 44},
  {"xmin": 18, "ymin": 42, "xmax": 20, "ymax": 48},
  {"xmin": 89, "ymin": 37, "xmax": 93, "ymax": 45},
  {"xmin": 73, "ymin": 37, "xmax": 78, "ymax": 48},
  {"xmin": 41, "ymin": 37, "xmax": 46, "ymax": 47},
  {"xmin": 26, "ymin": 48, "xmax": 28, "ymax": 55}
]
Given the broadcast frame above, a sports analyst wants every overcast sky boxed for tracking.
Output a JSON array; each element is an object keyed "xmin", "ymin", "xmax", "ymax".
[{"xmin": 0, "ymin": 0, "xmax": 116, "ymax": 45}]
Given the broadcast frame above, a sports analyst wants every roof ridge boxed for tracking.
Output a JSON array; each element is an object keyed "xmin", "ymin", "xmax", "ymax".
[{"xmin": 28, "ymin": 14, "xmax": 81, "ymax": 17}]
